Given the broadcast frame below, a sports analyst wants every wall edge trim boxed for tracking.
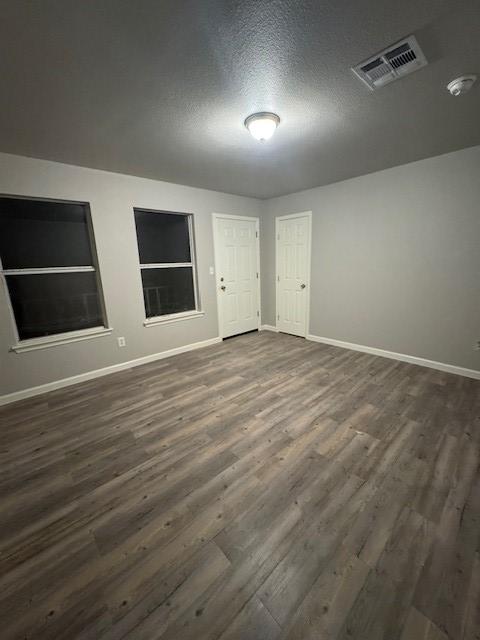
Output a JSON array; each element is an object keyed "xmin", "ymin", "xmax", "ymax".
[
  {"xmin": 259, "ymin": 324, "xmax": 279, "ymax": 332},
  {"xmin": 307, "ymin": 333, "xmax": 480, "ymax": 380},
  {"xmin": 0, "ymin": 336, "xmax": 222, "ymax": 406}
]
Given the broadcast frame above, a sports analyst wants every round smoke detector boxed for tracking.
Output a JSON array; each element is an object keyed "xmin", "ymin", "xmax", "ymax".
[{"xmin": 447, "ymin": 75, "xmax": 477, "ymax": 96}]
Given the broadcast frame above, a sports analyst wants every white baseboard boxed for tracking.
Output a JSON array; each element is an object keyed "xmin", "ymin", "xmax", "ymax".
[
  {"xmin": 3, "ymin": 331, "xmax": 477, "ymax": 406},
  {"xmin": 0, "ymin": 336, "xmax": 222, "ymax": 406},
  {"xmin": 260, "ymin": 324, "xmax": 279, "ymax": 332},
  {"xmin": 307, "ymin": 334, "xmax": 480, "ymax": 380}
]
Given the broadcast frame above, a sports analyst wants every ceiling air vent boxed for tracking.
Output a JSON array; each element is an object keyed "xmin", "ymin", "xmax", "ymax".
[{"xmin": 352, "ymin": 35, "xmax": 427, "ymax": 90}]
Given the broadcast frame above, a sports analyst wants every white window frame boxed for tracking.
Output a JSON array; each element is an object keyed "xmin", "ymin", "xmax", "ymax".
[
  {"xmin": 134, "ymin": 209, "xmax": 203, "ymax": 327},
  {"xmin": 0, "ymin": 195, "xmax": 111, "ymax": 353}
]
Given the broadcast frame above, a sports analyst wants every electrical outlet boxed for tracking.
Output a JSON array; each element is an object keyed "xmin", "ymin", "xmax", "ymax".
[
  {"xmin": 475, "ymin": 340, "xmax": 480, "ymax": 351},
  {"xmin": 117, "ymin": 337, "xmax": 126, "ymax": 348}
]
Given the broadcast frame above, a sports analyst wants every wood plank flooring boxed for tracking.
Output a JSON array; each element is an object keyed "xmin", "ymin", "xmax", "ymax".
[{"xmin": 0, "ymin": 331, "xmax": 479, "ymax": 640}]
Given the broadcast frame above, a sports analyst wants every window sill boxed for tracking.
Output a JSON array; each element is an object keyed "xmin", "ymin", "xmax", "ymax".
[
  {"xmin": 10, "ymin": 326, "xmax": 113, "ymax": 353},
  {"xmin": 143, "ymin": 310, "xmax": 205, "ymax": 328}
]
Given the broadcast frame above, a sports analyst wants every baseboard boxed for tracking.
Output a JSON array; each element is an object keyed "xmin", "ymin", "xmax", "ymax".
[
  {"xmin": 0, "ymin": 336, "xmax": 222, "ymax": 406},
  {"xmin": 260, "ymin": 324, "xmax": 279, "ymax": 332},
  {"xmin": 307, "ymin": 334, "xmax": 480, "ymax": 380},
  {"xmin": 3, "ymin": 331, "xmax": 477, "ymax": 406}
]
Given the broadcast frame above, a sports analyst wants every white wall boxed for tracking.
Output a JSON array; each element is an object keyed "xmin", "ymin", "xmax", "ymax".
[
  {"xmin": 0, "ymin": 153, "xmax": 261, "ymax": 397},
  {"xmin": 261, "ymin": 145, "xmax": 480, "ymax": 372}
]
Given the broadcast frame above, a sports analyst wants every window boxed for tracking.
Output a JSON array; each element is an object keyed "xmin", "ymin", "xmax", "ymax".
[
  {"xmin": 0, "ymin": 196, "xmax": 106, "ymax": 343},
  {"xmin": 134, "ymin": 209, "xmax": 199, "ymax": 321}
]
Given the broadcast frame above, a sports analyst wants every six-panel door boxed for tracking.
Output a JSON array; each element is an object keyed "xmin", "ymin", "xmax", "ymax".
[
  {"xmin": 276, "ymin": 215, "xmax": 310, "ymax": 337},
  {"xmin": 215, "ymin": 217, "xmax": 259, "ymax": 338}
]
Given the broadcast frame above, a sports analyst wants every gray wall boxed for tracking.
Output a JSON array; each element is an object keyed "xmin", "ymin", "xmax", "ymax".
[
  {"xmin": 1, "ymin": 144, "xmax": 479, "ymax": 398},
  {"xmin": 0, "ymin": 153, "xmax": 261, "ymax": 396},
  {"xmin": 261, "ymin": 145, "xmax": 480, "ymax": 371}
]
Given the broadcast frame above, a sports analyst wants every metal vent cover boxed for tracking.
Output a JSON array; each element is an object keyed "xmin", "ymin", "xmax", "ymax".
[{"xmin": 352, "ymin": 35, "xmax": 427, "ymax": 90}]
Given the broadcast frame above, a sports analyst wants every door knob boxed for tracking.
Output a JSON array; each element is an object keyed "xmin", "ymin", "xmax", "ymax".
[
  {"xmin": 221, "ymin": 285, "xmax": 226, "ymax": 291},
  {"xmin": 300, "ymin": 283, "xmax": 306, "ymax": 289}
]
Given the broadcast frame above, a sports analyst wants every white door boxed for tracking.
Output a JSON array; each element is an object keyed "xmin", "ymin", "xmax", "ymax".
[
  {"xmin": 276, "ymin": 212, "xmax": 311, "ymax": 337},
  {"xmin": 213, "ymin": 215, "xmax": 260, "ymax": 338}
]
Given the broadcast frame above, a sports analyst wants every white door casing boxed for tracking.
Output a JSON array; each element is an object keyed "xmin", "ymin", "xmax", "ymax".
[
  {"xmin": 276, "ymin": 212, "xmax": 312, "ymax": 337},
  {"xmin": 213, "ymin": 214, "xmax": 260, "ymax": 339}
]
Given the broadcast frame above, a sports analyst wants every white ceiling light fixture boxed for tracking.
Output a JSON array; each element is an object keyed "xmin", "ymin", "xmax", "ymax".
[
  {"xmin": 244, "ymin": 112, "xmax": 280, "ymax": 141},
  {"xmin": 447, "ymin": 75, "xmax": 477, "ymax": 96}
]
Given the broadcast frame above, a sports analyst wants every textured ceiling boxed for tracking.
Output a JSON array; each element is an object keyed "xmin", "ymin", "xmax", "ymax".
[{"xmin": 0, "ymin": 0, "xmax": 479, "ymax": 198}]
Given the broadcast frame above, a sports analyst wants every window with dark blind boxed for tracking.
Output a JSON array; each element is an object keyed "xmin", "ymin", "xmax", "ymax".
[
  {"xmin": 134, "ymin": 209, "xmax": 199, "ymax": 319},
  {"xmin": 0, "ymin": 196, "xmax": 106, "ymax": 341}
]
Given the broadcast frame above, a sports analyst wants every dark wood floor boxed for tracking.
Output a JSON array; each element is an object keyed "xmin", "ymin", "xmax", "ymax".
[{"xmin": 0, "ymin": 331, "xmax": 479, "ymax": 640}]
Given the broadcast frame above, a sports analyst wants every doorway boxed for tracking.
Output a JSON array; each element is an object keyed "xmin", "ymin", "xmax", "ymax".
[
  {"xmin": 213, "ymin": 214, "xmax": 260, "ymax": 339},
  {"xmin": 276, "ymin": 211, "xmax": 312, "ymax": 337}
]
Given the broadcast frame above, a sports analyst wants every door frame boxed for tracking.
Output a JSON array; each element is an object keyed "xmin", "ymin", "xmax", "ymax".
[
  {"xmin": 275, "ymin": 211, "xmax": 312, "ymax": 338},
  {"xmin": 212, "ymin": 213, "xmax": 261, "ymax": 339}
]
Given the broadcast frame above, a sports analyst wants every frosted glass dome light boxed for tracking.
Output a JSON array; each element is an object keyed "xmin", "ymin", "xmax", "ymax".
[{"xmin": 244, "ymin": 112, "xmax": 280, "ymax": 141}]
